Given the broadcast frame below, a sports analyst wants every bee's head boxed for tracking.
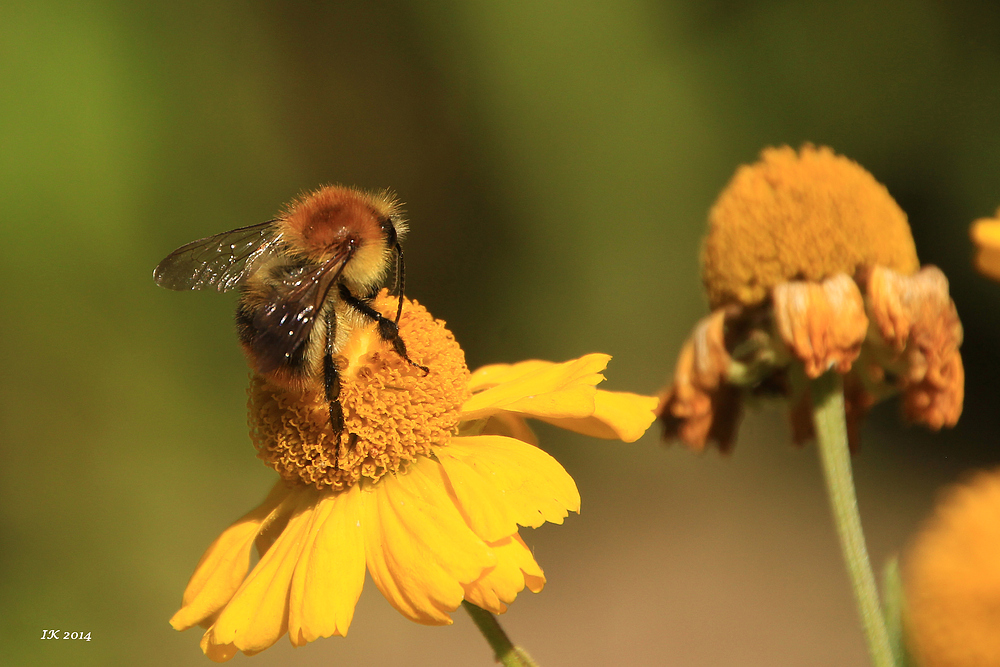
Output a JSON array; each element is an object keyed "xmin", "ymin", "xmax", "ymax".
[{"xmin": 280, "ymin": 185, "xmax": 406, "ymax": 290}]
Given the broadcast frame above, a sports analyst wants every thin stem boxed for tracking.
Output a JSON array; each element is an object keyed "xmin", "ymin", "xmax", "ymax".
[
  {"xmin": 810, "ymin": 371, "xmax": 895, "ymax": 667},
  {"xmin": 881, "ymin": 557, "xmax": 912, "ymax": 667},
  {"xmin": 462, "ymin": 601, "xmax": 539, "ymax": 667}
]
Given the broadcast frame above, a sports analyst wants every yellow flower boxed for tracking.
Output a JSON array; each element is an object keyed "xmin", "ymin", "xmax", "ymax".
[
  {"xmin": 971, "ymin": 208, "xmax": 1000, "ymax": 281},
  {"xmin": 904, "ymin": 468, "xmax": 1000, "ymax": 667},
  {"xmin": 658, "ymin": 145, "xmax": 964, "ymax": 452},
  {"xmin": 170, "ymin": 292, "xmax": 657, "ymax": 661}
]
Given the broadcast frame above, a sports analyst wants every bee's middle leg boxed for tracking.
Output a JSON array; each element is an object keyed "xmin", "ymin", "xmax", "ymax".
[
  {"xmin": 324, "ymin": 309, "xmax": 345, "ymax": 433},
  {"xmin": 338, "ymin": 284, "xmax": 429, "ymax": 375}
]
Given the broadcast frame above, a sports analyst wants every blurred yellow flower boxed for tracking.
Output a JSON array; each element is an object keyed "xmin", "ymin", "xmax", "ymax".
[
  {"xmin": 658, "ymin": 145, "xmax": 963, "ymax": 451},
  {"xmin": 905, "ymin": 468, "xmax": 1000, "ymax": 667},
  {"xmin": 170, "ymin": 292, "xmax": 657, "ymax": 661},
  {"xmin": 971, "ymin": 208, "xmax": 1000, "ymax": 281}
]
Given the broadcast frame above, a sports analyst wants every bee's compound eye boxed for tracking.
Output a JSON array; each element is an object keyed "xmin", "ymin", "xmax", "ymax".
[{"xmin": 381, "ymin": 217, "xmax": 397, "ymax": 245}]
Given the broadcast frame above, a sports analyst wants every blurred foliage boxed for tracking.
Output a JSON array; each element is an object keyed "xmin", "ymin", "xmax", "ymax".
[{"xmin": 2, "ymin": 1, "xmax": 1000, "ymax": 665}]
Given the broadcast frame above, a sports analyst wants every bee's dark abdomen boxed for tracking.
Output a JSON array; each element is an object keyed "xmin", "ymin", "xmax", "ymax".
[
  {"xmin": 236, "ymin": 298, "xmax": 312, "ymax": 378},
  {"xmin": 252, "ymin": 326, "xmax": 310, "ymax": 376},
  {"xmin": 235, "ymin": 300, "xmax": 256, "ymax": 347}
]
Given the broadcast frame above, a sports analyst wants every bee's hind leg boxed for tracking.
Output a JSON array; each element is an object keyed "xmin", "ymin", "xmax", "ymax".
[
  {"xmin": 324, "ymin": 309, "xmax": 345, "ymax": 433},
  {"xmin": 338, "ymin": 283, "xmax": 429, "ymax": 375}
]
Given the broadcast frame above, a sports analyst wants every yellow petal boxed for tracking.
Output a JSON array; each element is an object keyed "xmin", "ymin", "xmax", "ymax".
[
  {"xmin": 205, "ymin": 487, "xmax": 318, "ymax": 656},
  {"xmin": 468, "ymin": 360, "xmax": 557, "ymax": 392},
  {"xmin": 287, "ymin": 484, "xmax": 366, "ymax": 646},
  {"xmin": 436, "ymin": 435, "xmax": 580, "ymax": 542},
  {"xmin": 200, "ymin": 631, "xmax": 238, "ymax": 663},
  {"xmin": 170, "ymin": 482, "xmax": 292, "ymax": 631},
  {"xmin": 361, "ymin": 458, "xmax": 496, "ymax": 625},
  {"xmin": 970, "ymin": 215, "xmax": 1000, "ymax": 250},
  {"xmin": 971, "ymin": 217, "xmax": 1000, "ymax": 281},
  {"xmin": 461, "ymin": 354, "xmax": 611, "ymax": 421},
  {"xmin": 974, "ymin": 246, "xmax": 1000, "ymax": 282},
  {"xmin": 463, "ymin": 533, "xmax": 546, "ymax": 614},
  {"xmin": 481, "ymin": 410, "xmax": 539, "ymax": 446},
  {"xmin": 536, "ymin": 390, "xmax": 658, "ymax": 442}
]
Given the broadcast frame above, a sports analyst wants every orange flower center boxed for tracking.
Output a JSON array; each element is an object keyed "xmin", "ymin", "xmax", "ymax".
[
  {"xmin": 701, "ymin": 145, "xmax": 920, "ymax": 309},
  {"xmin": 249, "ymin": 292, "xmax": 471, "ymax": 490}
]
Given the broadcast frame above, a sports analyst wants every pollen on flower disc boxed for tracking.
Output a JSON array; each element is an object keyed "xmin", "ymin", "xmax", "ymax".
[
  {"xmin": 701, "ymin": 145, "xmax": 919, "ymax": 309},
  {"xmin": 249, "ymin": 291, "xmax": 471, "ymax": 490}
]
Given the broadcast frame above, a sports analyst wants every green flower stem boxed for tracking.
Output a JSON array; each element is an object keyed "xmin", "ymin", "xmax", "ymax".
[
  {"xmin": 462, "ymin": 601, "xmax": 539, "ymax": 667},
  {"xmin": 810, "ymin": 371, "xmax": 895, "ymax": 667},
  {"xmin": 881, "ymin": 557, "xmax": 912, "ymax": 667}
]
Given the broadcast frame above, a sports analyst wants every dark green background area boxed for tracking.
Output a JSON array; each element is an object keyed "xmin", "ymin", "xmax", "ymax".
[{"xmin": 2, "ymin": 1, "xmax": 999, "ymax": 665}]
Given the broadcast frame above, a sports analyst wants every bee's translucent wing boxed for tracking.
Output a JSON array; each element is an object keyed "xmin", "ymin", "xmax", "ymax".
[
  {"xmin": 153, "ymin": 221, "xmax": 281, "ymax": 292},
  {"xmin": 245, "ymin": 249, "xmax": 354, "ymax": 374}
]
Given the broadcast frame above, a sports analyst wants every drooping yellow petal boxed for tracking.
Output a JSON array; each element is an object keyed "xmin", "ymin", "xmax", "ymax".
[
  {"xmin": 287, "ymin": 484, "xmax": 366, "ymax": 646},
  {"xmin": 170, "ymin": 482, "xmax": 292, "ymax": 631},
  {"xmin": 435, "ymin": 435, "xmax": 580, "ymax": 542},
  {"xmin": 463, "ymin": 533, "xmax": 546, "ymax": 614},
  {"xmin": 535, "ymin": 390, "xmax": 658, "ymax": 442},
  {"xmin": 204, "ymin": 487, "xmax": 318, "ymax": 657},
  {"xmin": 361, "ymin": 458, "xmax": 496, "ymax": 625},
  {"xmin": 461, "ymin": 354, "xmax": 610, "ymax": 421}
]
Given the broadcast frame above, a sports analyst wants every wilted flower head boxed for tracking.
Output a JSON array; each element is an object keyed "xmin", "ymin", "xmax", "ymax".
[
  {"xmin": 904, "ymin": 468, "xmax": 1000, "ymax": 667},
  {"xmin": 658, "ymin": 145, "xmax": 964, "ymax": 451},
  {"xmin": 171, "ymin": 291, "xmax": 657, "ymax": 661}
]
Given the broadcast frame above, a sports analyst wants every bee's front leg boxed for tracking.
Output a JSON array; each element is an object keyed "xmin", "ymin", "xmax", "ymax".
[
  {"xmin": 324, "ymin": 308, "xmax": 346, "ymax": 433},
  {"xmin": 338, "ymin": 283, "xmax": 429, "ymax": 375}
]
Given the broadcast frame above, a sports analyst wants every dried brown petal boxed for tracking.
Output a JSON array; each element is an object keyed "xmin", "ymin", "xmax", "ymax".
[
  {"xmin": 866, "ymin": 265, "xmax": 964, "ymax": 429},
  {"xmin": 789, "ymin": 374, "xmax": 876, "ymax": 452},
  {"xmin": 657, "ymin": 309, "xmax": 742, "ymax": 452},
  {"xmin": 772, "ymin": 273, "xmax": 869, "ymax": 379}
]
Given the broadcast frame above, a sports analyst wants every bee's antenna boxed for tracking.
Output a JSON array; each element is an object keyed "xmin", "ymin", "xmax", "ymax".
[{"xmin": 393, "ymin": 241, "xmax": 405, "ymax": 324}]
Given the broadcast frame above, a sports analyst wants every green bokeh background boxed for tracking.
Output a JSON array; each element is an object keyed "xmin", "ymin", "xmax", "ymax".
[{"xmin": 3, "ymin": 1, "xmax": 1000, "ymax": 665}]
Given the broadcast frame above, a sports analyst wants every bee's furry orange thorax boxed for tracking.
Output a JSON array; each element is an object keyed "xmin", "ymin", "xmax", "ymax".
[{"xmin": 282, "ymin": 186, "xmax": 387, "ymax": 258}]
